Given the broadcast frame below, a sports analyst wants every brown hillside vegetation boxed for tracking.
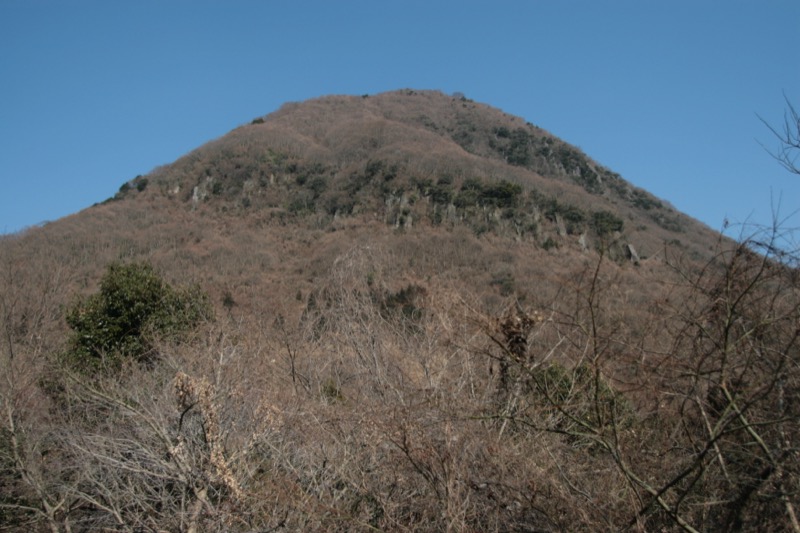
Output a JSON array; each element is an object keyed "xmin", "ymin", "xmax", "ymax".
[{"xmin": 1, "ymin": 90, "xmax": 798, "ymax": 532}]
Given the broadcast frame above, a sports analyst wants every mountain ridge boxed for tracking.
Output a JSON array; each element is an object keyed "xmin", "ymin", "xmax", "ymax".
[{"xmin": 109, "ymin": 89, "xmax": 717, "ymax": 264}]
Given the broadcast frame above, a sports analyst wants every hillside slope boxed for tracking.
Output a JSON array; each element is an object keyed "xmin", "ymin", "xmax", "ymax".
[
  {"xmin": 1, "ymin": 90, "xmax": 796, "ymax": 532},
  {"xmin": 4, "ymin": 89, "xmax": 725, "ymax": 323},
  {"xmin": 120, "ymin": 89, "xmax": 718, "ymax": 261}
]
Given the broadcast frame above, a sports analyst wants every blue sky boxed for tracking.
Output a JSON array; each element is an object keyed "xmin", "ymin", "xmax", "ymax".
[{"xmin": 1, "ymin": 1, "xmax": 798, "ymax": 235}]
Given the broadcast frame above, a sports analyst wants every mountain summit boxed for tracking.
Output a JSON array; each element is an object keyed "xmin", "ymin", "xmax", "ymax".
[
  {"xmin": 3, "ymin": 90, "xmax": 794, "ymax": 532},
  {"xmin": 118, "ymin": 89, "xmax": 714, "ymax": 261},
  {"xmin": 56, "ymin": 87, "xmax": 720, "ymax": 315}
]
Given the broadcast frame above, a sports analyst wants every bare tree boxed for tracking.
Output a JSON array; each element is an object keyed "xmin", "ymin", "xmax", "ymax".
[
  {"xmin": 480, "ymin": 229, "xmax": 800, "ymax": 532},
  {"xmin": 0, "ymin": 243, "xmax": 81, "ymax": 533},
  {"xmin": 760, "ymin": 94, "xmax": 800, "ymax": 175}
]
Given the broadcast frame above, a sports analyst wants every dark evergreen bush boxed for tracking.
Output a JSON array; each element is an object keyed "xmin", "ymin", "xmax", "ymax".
[{"xmin": 64, "ymin": 262, "xmax": 212, "ymax": 373}]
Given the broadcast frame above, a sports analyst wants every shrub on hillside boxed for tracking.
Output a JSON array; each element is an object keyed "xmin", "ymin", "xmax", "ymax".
[
  {"xmin": 64, "ymin": 261, "xmax": 212, "ymax": 373},
  {"xmin": 590, "ymin": 210, "xmax": 624, "ymax": 236}
]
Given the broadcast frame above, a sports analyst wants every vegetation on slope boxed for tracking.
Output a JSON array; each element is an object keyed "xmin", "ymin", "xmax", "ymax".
[
  {"xmin": 2, "ymin": 221, "xmax": 798, "ymax": 532},
  {"xmin": 1, "ymin": 90, "xmax": 797, "ymax": 531},
  {"xmin": 113, "ymin": 90, "xmax": 706, "ymax": 260},
  {"xmin": 64, "ymin": 261, "xmax": 211, "ymax": 374}
]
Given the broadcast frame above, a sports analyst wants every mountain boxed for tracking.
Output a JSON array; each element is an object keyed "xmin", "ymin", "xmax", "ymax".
[
  {"xmin": 16, "ymin": 90, "xmax": 719, "ymax": 312},
  {"xmin": 2, "ymin": 90, "xmax": 796, "ymax": 532},
  {"xmin": 121, "ymin": 88, "xmax": 715, "ymax": 257}
]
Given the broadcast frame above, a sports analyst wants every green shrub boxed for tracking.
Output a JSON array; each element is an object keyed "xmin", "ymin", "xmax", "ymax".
[
  {"xmin": 411, "ymin": 176, "xmax": 434, "ymax": 195},
  {"xmin": 287, "ymin": 195, "xmax": 313, "ymax": 214},
  {"xmin": 306, "ymin": 176, "xmax": 328, "ymax": 198},
  {"xmin": 454, "ymin": 178, "xmax": 483, "ymax": 208},
  {"xmin": 507, "ymin": 128, "xmax": 531, "ymax": 166},
  {"xmin": 630, "ymin": 189, "xmax": 662, "ymax": 210},
  {"xmin": 64, "ymin": 262, "xmax": 212, "ymax": 373},
  {"xmin": 453, "ymin": 178, "xmax": 522, "ymax": 209},
  {"xmin": 543, "ymin": 199, "xmax": 587, "ymax": 234},
  {"xmin": 364, "ymin": 159, "xmax": 385, "ymax": 179},
  {"xmin": 590, "ymin": 210, "xmax": 624, "ymax": 236},
  {"xmin": 542, "ymin": 237, "xmax": 559, "ymax": 251},
  {"xmin": 490, "ymin": 272, "xmax": 516, "ymax": 296},
  {"xmin": 429, "ymin": 183, "xmax": 454, "ymax": 204},
  {"xmin": 380, "ymin": 284, "xmax": 427, "ymax": 323},
  {"xmin": 493, "ymin": 126, "xmax": 511, "ymax": 138},
  {"xmin": 481, "ymin": 180, "xmax": 522, "ymax": 208}
]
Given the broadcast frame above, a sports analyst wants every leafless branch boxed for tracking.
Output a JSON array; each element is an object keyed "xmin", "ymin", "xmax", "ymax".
[{"xmin": 759, "ymin": 94, "xmax": 800, "ymax": 175}]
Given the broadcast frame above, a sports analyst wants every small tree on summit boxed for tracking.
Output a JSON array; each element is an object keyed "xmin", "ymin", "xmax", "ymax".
[{"xmin": 64, "ymin": 261, "xmax": 212, "ymax": 373}]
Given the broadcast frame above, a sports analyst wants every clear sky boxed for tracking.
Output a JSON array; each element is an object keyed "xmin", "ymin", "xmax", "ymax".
[{"xmin": 1, "ymin": 1, "xmax": 798, "ymax": 235}]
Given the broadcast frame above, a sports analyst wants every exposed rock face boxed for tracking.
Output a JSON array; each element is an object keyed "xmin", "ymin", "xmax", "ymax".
[
  {"xmin": 626, "ymin": 243, "xmax": 641, "ymax": 265},
  {"xmin": 578, "ymin": 232, "xmax": 590, "ymax": 252},
  {"xmin": 555, "ymin": 215, "xmax": 567, "ymax": 237}
]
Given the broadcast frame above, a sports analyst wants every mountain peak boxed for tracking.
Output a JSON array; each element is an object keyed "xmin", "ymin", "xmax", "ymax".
[{"xmin": 108, "ymin": 89, "xmax": 713, "ymax": 264}]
